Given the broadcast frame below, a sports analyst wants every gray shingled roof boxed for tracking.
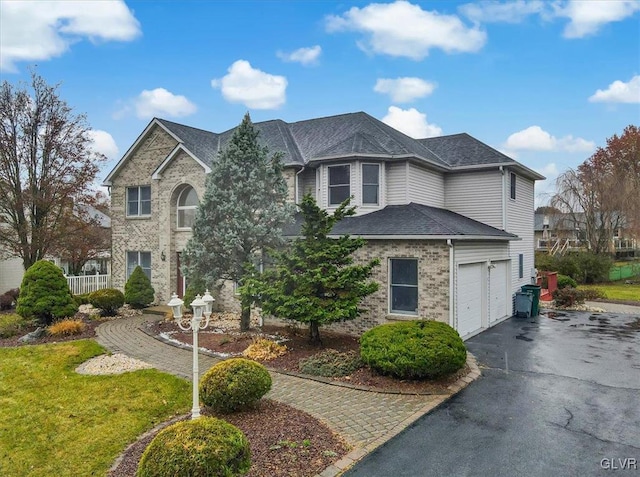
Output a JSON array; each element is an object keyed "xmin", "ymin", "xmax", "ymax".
[
  {"xmin": 156, "ymin": 119, "xmax": 220, "ymax": 164},
  {"xmin": 283, "ymin": 203, "xmax": 517, "ymax": 239},
  {"xmin": 418, "ymin": 133, "xmax": 515, "ymax": 167}
]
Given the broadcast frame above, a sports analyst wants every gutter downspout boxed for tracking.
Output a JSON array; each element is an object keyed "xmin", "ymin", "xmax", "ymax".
[
  {"xmin": 500, "ymin": 166, "xmax": 506, "ymax": 230},
  {"xmin": 447, "ymin": 239, "xmax": 454, "ymax": 328},
  {"xmin": 295, "ymin": 167, "xmax": 305, "ymax": 204}
]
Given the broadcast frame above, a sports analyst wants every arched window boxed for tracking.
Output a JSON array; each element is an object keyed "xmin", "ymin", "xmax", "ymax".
[{"xmin": 177, "ymin": 186, "xmax": 198, "ymax": 229}]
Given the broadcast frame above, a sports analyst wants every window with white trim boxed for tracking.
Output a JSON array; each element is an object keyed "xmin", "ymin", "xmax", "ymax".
[
  {"xmin": 510, "ymin": 173, "xmax": 516, "ymax": 200},
  {"xmin": 127, "ymin": 251, "xmax": 151, "ymax": 280},
  {"xmin": 362, "ymin": 164, "xmax": 379, "ymax": 205},
  {"xmin": 390, "ymin": 258, "xmax": 418, "ymax": 315},
  {"xmin": 127, "ymin": 186, "xmax": 151, "ymax": 217},
  {"xmin": 177, "ymin": 186, "xmax": 198, "ymax": 229},
  {"xmin": 328, "ymin": 165, "xmax": 350, "ymax": 206}
]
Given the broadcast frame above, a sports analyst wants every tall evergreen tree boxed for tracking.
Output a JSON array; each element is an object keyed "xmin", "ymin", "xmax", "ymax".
[
  {"xmin": 182, "ymin": 113, "xmax": 293, "ymax": 331},
  {"xmin": 244, "ymin": 195, "xmax": 379, "ymax": 345}
]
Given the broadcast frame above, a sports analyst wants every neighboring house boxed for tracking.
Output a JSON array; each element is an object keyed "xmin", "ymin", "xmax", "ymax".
[
  {"xmin": 103, "ymin": 112, "xmax": 544, "ymax": 339},
  {"xmin": 0, "ymin": 206, "xmax": 111, "ymax": 292},
  {"xmin": 534, "ymin": 212, "xmax": 638, "ymax": 257}
]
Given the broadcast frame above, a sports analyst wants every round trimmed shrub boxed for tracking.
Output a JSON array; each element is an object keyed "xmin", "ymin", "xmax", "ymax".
[
  {"xmin": 360, "ymin": 320, "xmax": 467, "ymax": 379},
  {"xmin": 124, "ymin": 265, "xmax": 155, "ymax": 308},
  {"xmin": 200, "ymin": 358, "xmax": 272, "ymax": 413},
  {"xmin": 137, "ymin": 417, "xmax": 250, "ymax": 477},
  {"xmin": 16, "ymin": 260, "xmax": 78, "ymax": 325},
  {"xmin": 89, "ymin": 288, "xmax": 124, "ymax": 316},
  {"xmin": 557, "ymin": 274, "xmax": 577, "ymax": 289}
]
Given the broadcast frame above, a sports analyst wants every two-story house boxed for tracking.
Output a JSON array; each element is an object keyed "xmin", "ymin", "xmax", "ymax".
[{"xmin": 103, "ymin": 112, "xmax": 543, "ymax": 339}]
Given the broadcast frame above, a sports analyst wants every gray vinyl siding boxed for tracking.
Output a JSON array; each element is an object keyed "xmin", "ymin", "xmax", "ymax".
[
  {"xmin": 444, "ymin": 171, "xmax": 503, "ymax": 229},
  {"xmin": 454, "ymin": 242, "xmax": 510, "ymax": 264},
  {"xmin": 407, "ymin": 163, "xmax": 445, "ymax": 208},
  {"xmin": 386, "ymin": 162, "xmax": 408, "ymax": 205},
  {"xmin": 507, "ymin": 172, "xmax": 536, "ymax": 295},
  {"xmin": 0, "ymin": 256, "xmax": 24, "ymax": 290}
]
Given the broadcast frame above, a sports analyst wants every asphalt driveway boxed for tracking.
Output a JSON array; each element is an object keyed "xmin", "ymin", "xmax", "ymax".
[{"xmin": 345, "ymin": 309, "xmax": 640, "ymax": 476}]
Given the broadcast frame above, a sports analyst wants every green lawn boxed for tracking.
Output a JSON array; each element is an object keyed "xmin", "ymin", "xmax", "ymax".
[
  {"xmin": 579, "ymin": 283, "xmax": 640, "ymax": 303},
  {"xmin": 0, "ymin": 340, "xmax": 190, "ymax": 477}
]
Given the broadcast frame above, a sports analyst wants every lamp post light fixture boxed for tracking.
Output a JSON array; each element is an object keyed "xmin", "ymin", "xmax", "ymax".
[{"xmin": 167, "ymin": 292, "xmax": 214, "ymax": 419}]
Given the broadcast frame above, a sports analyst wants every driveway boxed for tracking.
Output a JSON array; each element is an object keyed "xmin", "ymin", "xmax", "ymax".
[{"xmin": 345, "ymin": 309, "xmax": 640, "ymax": 476}]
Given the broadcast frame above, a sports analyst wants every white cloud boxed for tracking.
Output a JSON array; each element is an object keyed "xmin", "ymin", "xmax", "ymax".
[
  {"xmin": 374, "ymin": 77, "xmax": 436, "ymax": 103},
  {"xmin": 0, "ymin": 0, "xmax": 140, "ymax": 72},
  {"xmin": 504, "ymin": 126, "xmax": 595, "ymax": 153},
  {"xmin": 212, "ymin": 60, "xmax": 287, "ymax": 109},
  {"xmin": 554, "ymin": 0, "xmax": 640, "ymax": 38},
  {"xmin": 276, "ymin": 45, "xmax": 322, "ymax": 65},
  {"xmin": 459, "ymin": 0, "xmax": 545, "ymax": 23},
  {"xmin": 325, "ymin": 1, "xmax": 486, "ymax": 60},
  {"xmin": 381, "ymin": 106, "xmax": 443, "ymax": 138},
  {"xmin": 87, "ymin": 130, "xmax": 119, "ymax": 159},
  {"xmin": 134, "ymin": 88, "xmax": 197, "ymax": 119},
  {"xmin": 589, "ymin": 75, "xmax": 640, "ymax": 104}
]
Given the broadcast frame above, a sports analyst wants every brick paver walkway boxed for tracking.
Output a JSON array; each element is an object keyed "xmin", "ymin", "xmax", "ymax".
[{"xmin": 95, "ymin": 314, "xmax": 447, "ymax": 447}]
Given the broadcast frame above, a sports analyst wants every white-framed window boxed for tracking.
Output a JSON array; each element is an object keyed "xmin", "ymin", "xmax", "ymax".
[
  {"xmin": 328, "ymin": 164, "xmax": 350, "ymax": 206},
  {"xmin": 518, "ymin": 254, "xmax": 524, "ymax": 279},
  {"xmin": 510, "ymin": 173, "xmax": 516, "ymax": 200},
  {"xmin": 177, "ymin": 186, "xmax": 198, "ymax": 229},
  {"xmin": 127, "ymin": 251, "xmax": 151, "ymax": 280},
  {"xmin": 390, "ymin": 258, "xmax": 418, "ymax": 315},
  {"xmin": 127, "ymin": 186, "xmax": 151, "ymax": 217},
  {"xmin": 362, "ymin": 163, "xmax": 379, "ymax": 205}
]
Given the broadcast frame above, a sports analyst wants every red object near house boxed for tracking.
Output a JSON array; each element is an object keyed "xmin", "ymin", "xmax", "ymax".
[{"xmin": 538, "ymin": 271, "xmax": 558, "ymax": 301}]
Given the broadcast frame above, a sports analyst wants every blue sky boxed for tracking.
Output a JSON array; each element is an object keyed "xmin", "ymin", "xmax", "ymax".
[{"xmin": 1, "ymin": 0, "xmax": 639, "ymax": 205}]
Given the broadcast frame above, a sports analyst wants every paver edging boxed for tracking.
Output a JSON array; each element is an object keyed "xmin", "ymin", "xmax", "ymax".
[{"xmin": 316, "ymin": 352, "xmax": 482, "ymax": 477}]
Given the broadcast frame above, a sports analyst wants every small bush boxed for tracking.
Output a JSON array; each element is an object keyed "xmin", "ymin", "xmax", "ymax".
[
  {"xmin": 200, "ymin": 358, "xmax": 272, "ymax": 413},
  {"xmin": 89, "ymin": 288, "xmax": 125, "ymax": 316},
  {"xmin": 0, "ymin": 293, "xmax": 13, "ymax": 310},
  {"xmin": 16, "ymin": 260, "xmax": 78, "ymax": 325},
  {"xmin": 73, "ymin": 293, "xmax": 91, "ymax": 305},
  {"xmin": 557, "ymin": 274, "xmax": 578, "ymax": 289},
  {"xmin": 553, "ymin": 286, "xmax": 606, "ymax": 307},
  {"xmin": 124, "ymin": 266, "xmax": 155, "ymax": 309},
  {"xmin": 299, "ymin": 349, "xmax": 363, "ymax": 377},
  {"xmin": 0, "ymin": 313, "xmax": 28, "ymax": 338},
  {"xmin": 360, "ymin": 320, "xmax": 467, "ymax": 380},
  {"xmin": 48, "ymin": 319, "xmax": 86, "ymax": 336},
  {"xmin": 242, "ymin": 338, "xmax": 288, "ymax": 361},
  {"xmin": 575, "ymin": 253, "xmax": 613, "ymax": 284},
  {"xmin": 137, "ymin": 417, "xmax": 250, "ymax": 477}
]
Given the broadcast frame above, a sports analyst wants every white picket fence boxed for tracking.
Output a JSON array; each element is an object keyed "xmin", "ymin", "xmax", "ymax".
[{"xmin": 66, "ymin": 274, "xmax": 112, "ymax": 295}]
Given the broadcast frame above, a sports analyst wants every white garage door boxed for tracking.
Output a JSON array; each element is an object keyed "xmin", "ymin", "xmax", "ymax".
[
  {"xmin": 489, "ymin": 260, "xmax": 509, "ymax": 324},
  {"xmin": 456, "ymin": 263, "xmax": 483, "ymax": 337}
]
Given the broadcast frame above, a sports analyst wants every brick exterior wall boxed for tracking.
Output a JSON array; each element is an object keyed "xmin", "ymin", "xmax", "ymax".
[
  {"xmin": 263, "ymin": 239, "xmax": 451, "ymax": 336},
  {"xmin": 110, "ymin": 124, "xmax": 300, "ymax": 306}
]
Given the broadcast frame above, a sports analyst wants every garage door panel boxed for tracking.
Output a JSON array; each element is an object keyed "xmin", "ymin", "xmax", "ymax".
[
  {"xmin": 457, "ymin": 263, "xmax": 483, "ymax": 337},
  {"xmin": 489, "ymin": 261, "xmax": 509, "ymax": 324}
]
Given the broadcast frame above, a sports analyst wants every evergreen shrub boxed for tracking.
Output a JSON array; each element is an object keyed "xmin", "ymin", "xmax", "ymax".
[
  {"xmin": 556, "ymin": 274, "xmax": 578, "ymax": 289},
  {"xmin": 89, "ymin": 288, "xmax": 125, "ymax": 316},
  {"xmin": 16, "ymin": 260, "xmax": 78, "ymax": 325},
  {"xmin": 137, "ymin": 417, "xmax": 250, "ymax": 477},
  {"xmin": 360, "ymin": 321, "xmax": 467, "ymax": 379},
  {"xmin": 124, "ymin": 266, "xmax": 155, "ymax": 308},
  {"xmin": 298, "ymin": 349, "xmax": 363, "ymax": 377},
  {"xmin": 200, "ymin": 358, "xmax": 272, "ymax": 413}
]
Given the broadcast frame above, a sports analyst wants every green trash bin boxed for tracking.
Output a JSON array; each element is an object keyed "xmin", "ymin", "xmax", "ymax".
[{"xmin": 521, "ymin": 284, "xmax": 541, "ymax": 317}]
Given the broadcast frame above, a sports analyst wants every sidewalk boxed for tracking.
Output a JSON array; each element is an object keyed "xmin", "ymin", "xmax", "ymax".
[
  {"xmin": 585, "ymin": 301, "xmax": 640, "ymax": 314},
  {"xmin": 96, "ymin": 314, "xmax": 480, "ymax": 475}
]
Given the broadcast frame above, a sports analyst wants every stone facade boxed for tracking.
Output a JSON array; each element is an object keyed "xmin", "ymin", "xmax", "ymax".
[{"xmin": 264, "ymin": 239, "xmax": 451, "ymax": 336}]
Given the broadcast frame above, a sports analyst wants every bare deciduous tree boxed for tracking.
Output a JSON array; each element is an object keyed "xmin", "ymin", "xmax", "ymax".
[{"xmin": 0, "ymin": 72, "xmax": 105, "ymax": 270}]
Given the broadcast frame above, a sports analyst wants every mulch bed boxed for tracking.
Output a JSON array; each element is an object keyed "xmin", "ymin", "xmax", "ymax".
[
  {"xmin": 0, "ymin": 312, "xmax": 102, "ymax": 347},
  {"xmin": 109, "ymin": 400, "xmax": 350, "ymax": 477},
  {"xmin": 148, "ymin": 320, "xmax": 467, "ymax": 395}
]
